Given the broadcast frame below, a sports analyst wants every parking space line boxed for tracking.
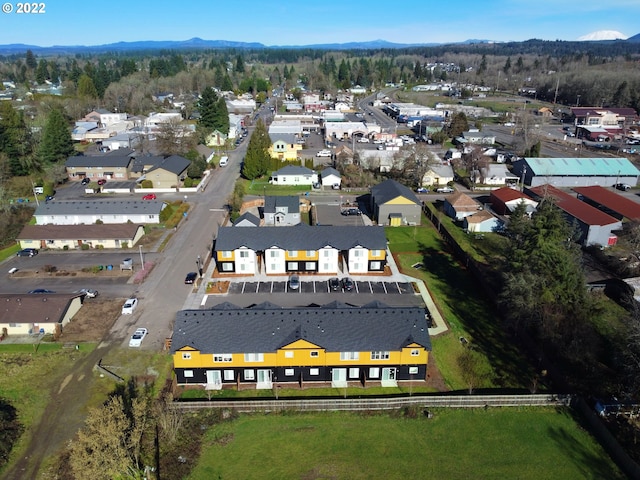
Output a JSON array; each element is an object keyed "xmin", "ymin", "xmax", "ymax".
[
  {"xmin": 382, "ymin": 283, "xmax": 388, "ymax": 294},
  {"xmin": 241, "ymin": 282, "xmax": 245, "ymax": 294}
]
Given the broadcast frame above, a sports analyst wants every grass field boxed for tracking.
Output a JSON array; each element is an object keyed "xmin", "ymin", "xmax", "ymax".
[{"xmin": 188, "ymin": 408, "xmax": 624, "ymax": 480}]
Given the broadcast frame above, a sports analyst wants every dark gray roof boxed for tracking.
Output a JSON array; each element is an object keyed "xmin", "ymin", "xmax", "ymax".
[
  {"xmin": 264, "ymin": 195, "xmax": 300, "ymax": 214},
  {"xmin": 147, "ymin": 155, "xmax": 191, "ymax": 175},
  {"xmin": 321, "ymin": 167, "xmax": 341, "ymax": 179},
  {"xmin": 65, "ymin": 155, "xmax": 132, "ymax": 168},
  {"xmin": 34, "ymin": 200, "xmax": 165, "ymax": 216},
  {"xmin": 233, "ymin": 212, "xmax": 261, "ymax": 226},
  {"xmin": 131, "ymin": 155, "xmax": 165, "ymax": 173},
  {"xmin": 215, "ymin": 224, "xmax": 387, "ymax": 251},
  {"xmin": 171, "ymin": 303, "xmax": 431, "ymax": 354},
  {"xmin": 272, "ymin": 165, "xmax": 315, "ymax": 176},
  {"xmin": 371, "ymin": 179, "xmax": 420, "ymax": 205},
  {"xmin": 269, "ymin": 133, "xmax": 297, "ymax": 145}
]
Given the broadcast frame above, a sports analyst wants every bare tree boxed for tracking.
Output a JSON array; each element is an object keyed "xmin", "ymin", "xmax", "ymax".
[{"xmin": 155, "ymin": 118, "xmax": 195, "ymax": 156}]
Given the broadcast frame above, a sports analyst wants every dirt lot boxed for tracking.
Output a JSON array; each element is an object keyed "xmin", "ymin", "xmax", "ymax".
[{"xmin": 57, "ymin": 297, "xmax": 125, "ymax": 343}]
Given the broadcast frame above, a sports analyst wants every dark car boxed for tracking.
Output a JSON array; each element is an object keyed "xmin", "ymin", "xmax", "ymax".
[
  {"xmin": 16, "ymin": 248, "xmax": 38, "ymax": 257},
  {"xmin": 614, "ymin": 183, "xmax": 631, "ymax": 191},
  {"xmin": 328, "ymin": 277, "xmax": 341, "ymax": 291},
  {"xmin": 341, "ymin": 277, "xmax": 354, "ymax": 291},
  {"xmin": 97, "ymin": 179, "xmax": 107, "ymax": 185},
  {"xmin": 81, "ymin": 177, "xmax": 91, "ymax": 185},
  {"xmin": 184, "ymin": 272, "xmax": 198, "ymax": 284},
  {"xmin": 28, "ymin": 289, "xmax": 56, "ymax": 294},
  {"xmin": 341, "ymin": 208, "xmax": 362, "ymax": 216}
]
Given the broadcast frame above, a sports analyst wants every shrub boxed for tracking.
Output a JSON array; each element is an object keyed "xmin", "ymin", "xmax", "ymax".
[
  {"xmin": 121, "ymin": 242, "xmax": 128, "ymax": 249},
  {"xmin": 43, "ymin": 264, "xmax": 57, "ymax": 273},
  {"xmin": 95, "ymin": 219, "xmax": 103, "ymax": 225},
  {"xmin": 141, "ymin": 180, "xmax": 153, "ymax": 189},
  {"xmin": 80, "ymin": 244, "xmax": 90, "ymax": 250},
  {"xmin": 62, "ymin": 245, "xmax": 69, "ymax": 251}
]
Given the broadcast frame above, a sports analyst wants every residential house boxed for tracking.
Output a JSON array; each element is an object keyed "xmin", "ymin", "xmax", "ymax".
[
  {"xmin": 463, "ymin": 210, "xmax": 502, "ymax": 233},
  {"xmin": 476, "ymin": 163, "xmax": 519, "ymax": 187},
  {"xmin": 370, "ymin": 179, "xmax": 422, "ymax": 226},
  {"xmin": 0, "ymin": 293, "xmax": 84, "ymax": 336},
  {"xmin": 140, "ymin": 155, "xmax": 191, "ymax": 188},
  {"xmin": 270, "ymin": 166, "xmax": 318, "ymax": 186},
  {"xmin": 527, "ymin": 184, "xmax": 622, "ymax": 247},
  {"xmin": 511, "ymin": 157, "xmax": 640, "ymax": 188},
  {"xmin": 421, "ymin": 164, "xmax": 454, "ymax": 188},
  {"xmin": 71, "ymin": 121, "xmax": 99, "ymax": 141},
  {"xmin": 170, "ymin": 301, "xmax": 431, "ymax": 390},
  {"xmin": 320, "ymin": 167, "xmax": 341, "ymax": 189},
  {"xmin": 34, "ymin": 200, "xmax": 166, "ymax": 225},
  {"xmin": 490, "ymin": 187, "xmax": 538, "ymax": 215},
  {"xmin": 17, "ymin": 224, "xmax": 145, "ymax": 250},
  {"xmin": 268, "ymin": 134, "xmax": 303, "ymax": 161},
  {"xmin": 205, "ymin": 129, "xmax": 228, "ymax": 148},
  {"xmin": 263, "ymin": 196, "xmax": 301, "ymax": 226},
  {"xmin": 65, "ymin": 153, "xmax": 133, "ymax": 182},
  {"xmin": 457, "ymin": 129, "xmax": 496, "ymax": 145},
  {"xmin": 214, "ymin": 224, "xmax": 387, "ymax": 275},
  {"xmin": 444, "ymin": 191, "xmax": 482, "ymax": 220}
]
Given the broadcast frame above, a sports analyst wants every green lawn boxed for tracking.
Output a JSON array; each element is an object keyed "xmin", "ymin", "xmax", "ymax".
[{"xmin": 188, "ymin": 408, "xmax": 623, "ymax": 480}]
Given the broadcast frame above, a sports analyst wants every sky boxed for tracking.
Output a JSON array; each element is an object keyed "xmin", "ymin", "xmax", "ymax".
[{"xmin": 0, "ymin": 0, "xmax": 638, "ymax": 47}]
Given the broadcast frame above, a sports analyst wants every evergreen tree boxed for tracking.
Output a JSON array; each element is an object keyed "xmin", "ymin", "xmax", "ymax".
[
  {"xmin": 38, "ymin": 108, "xmax": 74, "ymax": 164},
  {"xmin": 242, "ymin": 119, "xmax": 270, "ymax": 180},
  {"xmin": 77, "ymin": 74, "xmax": 98, "ymax": 99},
  {"xmin": 0, "ymin": 102, "xmax": 34, "ymax": 176},
  {"xmin": 35, "ymin": 59, "xmax": 48, "ymax": 84},
  {"xmin": 235, "ymin": 55, "xmax": 245, "ymax": 73},
  {"xmin": 25, "ymin": 49, "xmax": 37, "ymax": 70},
  {"xmin": 198, "ymin": 87, "xmax": 229, "ymax": 136}
]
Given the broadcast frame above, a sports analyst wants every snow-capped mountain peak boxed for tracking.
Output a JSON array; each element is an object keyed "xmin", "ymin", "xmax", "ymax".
[{"xmin": 578, "ymin": 30, "xmax": 627, "ymax": 41}]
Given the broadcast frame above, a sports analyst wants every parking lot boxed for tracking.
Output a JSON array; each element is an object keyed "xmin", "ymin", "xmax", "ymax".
[{"xmin": 228, "ymin": 279, "xmax": 415, "ymax": 295}]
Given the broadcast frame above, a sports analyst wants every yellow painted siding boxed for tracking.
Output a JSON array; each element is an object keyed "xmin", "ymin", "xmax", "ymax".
[
  {"xmin": 325, "ymin": 351, "xmax": 403, "ymax": 366},
  {"xmin": 285, "ymin": 250, "xmax": 317, "ymax": 260},
  {"xmin": 216, "ymin": 250, "xmax": 235, "ymax": 261},
  {"xmin": 386, "ymin": 196, "xmax": 415, "ymax": 205},
  {"xmin": 368, "ymin": 249, "xmax": 386, "ymax": 260},
  {"xmin": 400, "ymin": 346, "xmax": 428, "ymax": 364},
  {"xmin": 277, "ymin": 349, "xmax": 326, "ymax": 367}
]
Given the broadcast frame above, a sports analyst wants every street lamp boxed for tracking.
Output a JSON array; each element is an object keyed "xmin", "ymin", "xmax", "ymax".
[{"xmin": 138, "ymin": 245, "xmax": 144, "ymax": 269}]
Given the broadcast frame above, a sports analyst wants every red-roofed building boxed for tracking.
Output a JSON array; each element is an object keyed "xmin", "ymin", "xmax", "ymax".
[
  {"xmin": 527, "ymin": 184, "xmax": 622, "ymax": 247},
  {"xmin": 490, "ymin": 187, "xmax": 538, "ymax": 215},
  {"xmin": 572, "ymin": 186, "xmax": 640, "ymax": 221}
]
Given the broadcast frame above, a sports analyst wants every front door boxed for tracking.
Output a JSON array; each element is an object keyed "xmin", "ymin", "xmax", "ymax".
[
  {"xmin": 331, "ymin": 368, "xmax": 347, "ymax": 388},
  {"xmin": 256, "ymin": 369, "xmax": 272, "ymax": 389},
  {"xmin": 381, "ymin": 368, "xmax": 397, "ymax": 387},
  {"xmin": 205, "ymin": 370, "xmax": 222, "ymax": 390}
]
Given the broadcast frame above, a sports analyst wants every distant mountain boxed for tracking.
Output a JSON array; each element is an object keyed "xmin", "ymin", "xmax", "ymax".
[
  {"xmin": 627, "ymin": 33, "xmax": 640, "ymax": 42},
  {"xmin": 578, "ymin": 30, "xmax": 628, "ymax": 41},
  {"xmin": 273, "ymin": 39, "xmax": 439, "ymax": 49}
]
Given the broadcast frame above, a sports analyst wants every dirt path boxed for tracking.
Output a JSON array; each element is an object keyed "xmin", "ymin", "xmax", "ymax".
[{"xmin": 1, "ymin": 341, "xmax": 114, "ymax": 480}]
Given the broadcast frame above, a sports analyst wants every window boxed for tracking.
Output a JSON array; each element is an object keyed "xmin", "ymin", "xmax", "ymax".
[
  {"xmin": 224, "ymin": 370, "xmax": 234, "ymax": 381},
  {"xmin": 371, "ymin": 351, "xmax": 390, "ymax": 360},
  {"xmin": 349, "ymin": 368, "xmax": 359, "ymax": 379},
  {"xmin": 221, "ymin": 263, "xmax": 233, "ymax": 271},
  {"xmin": 287, "ymin": 250, "xmax": 296, "ymax": 256},
  {"xmin": 411, "ymin": 349, "xmax": 420, "ymax": 356},
  {"xmin": 310, "ymin": 351, "xmax": 319, "ymax": 358},
  {"xmin": 184, "ymin": 370, "xmax": 194, "ymax": 378},
  {"xmin": 285, "ymin": 368, "xmax": 294, "ymax": 376},
  {"xmin": 371, "ymin": 249, "xmax": 381, "ymax": 256},
  {"xmin": 306, "ymin": 250, "xmax": 314, "ymax": 257},
  {"xmin": 239, "ymin": 250, "xmax": 249, "ymax": 258},
  {"xmin": 369, "ymin": 367, "xmax": 380, "ymax": 378},
  {"xmin": 323, "ymin": 250, "xmax": 330, "ymax": 257},
  {"xmin": 244, "ymin": 369, "xmax": 255, "ymax": 380},
  {"xmin": 182, "ymin": 353, "xmax": 192, "ymax": 360},
  {"xmin": 370, "ymin": 261, "xmax": 381, "ymax": 270},
  {"xmin": 353, "ymin": 250, "xmax": 363, "ymax": 257},
  {"xmin": 409, "ymin": 366, "xmax": 419, "ymax": 375},
  {"xmin": 214, "ymin": 353, "xmax": 233, "ymax": 362},
  {"xmin": 285, "ymin": 351, "xmax": 294, "ymax": 358},
  {"xmin": 340, "ymin": 352, "xmax": 359, "ymax": 361},
  {"xmin": 222, "ymin": 251, "xmax": 232, "ymax": 258},
  {"xmin": 244, "ymin": 353, "xmax": 264, "ymax": 362},
  {"xmin": 305, "ymin": 262, "xmax": 316, "ymax": 270},
  {"xmin": 270, "ymin": 250, "xmax": 280, "ymax": 258},
  {"xmin": 310, "ymin": 368, "xmax": 319, "ymax": 376},
  {"xmin": 288, "ymin": 262, "xmax": 298, "ymax": 270}
]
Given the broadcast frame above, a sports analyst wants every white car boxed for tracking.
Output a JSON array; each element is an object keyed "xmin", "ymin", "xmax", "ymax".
[
  {"xmin": 357, "ymin": 137, "xmax": 369, "ymax": 143},
  {"xmin": 129, "ymin": 328, "xmax": 147, "ymax": 347},
  {"xmin": 316, "ymin": 149, "xmax": 332, "ymax": 157},
  {"xmin": 121, "ymin": 298, "xmax": 138, "ymax": 315},
  {"xmin": 75, "ymin": 288, "xmax": 99, "ymax": 298},
  {"xmin": 436, "ymin": 186, "xmax": 455, "ymax": 193}
]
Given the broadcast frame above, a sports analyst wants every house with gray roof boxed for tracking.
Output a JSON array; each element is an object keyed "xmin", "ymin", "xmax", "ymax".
[
  {"xmin": 170, "ymin": 302, "xmax": 431, "ymax": 389},
  {"xmin": 65, "ymin": 154, "xmax": 133, "ymax": 182},
  {"xmin": 233, "ymin": 212, "xmax": 261, "ymax": 227},
  {"xmin": 17, "ymin": 224, "xmax": 145, "ymax": 250},
  {"xmin": 141, "ymin": 155, "xmax": 191, "ymax": 188},
  {"xmin": 263, "ymin": 195, "xmax": 301, "ymax": 226},
  {"xmin": 270, "ymin": 165, "xmax": 318, "ymax": 186},
  {"xmin": 0, "ymin": 293, "xmax": 84, "ymax": 336},
  {"xmin": 370, "ymin": 179, "xmax": 422, "ymax": 226},
  {"xmin": 320, "ymin": 167, "xmax": 341, "ymax": 188},
  {"xmin": 215, "ymin": 224, "xmax": 387, "ymax": 275},
  {"xmin": 34, "ymin": 200, "xmax": 166, "ymax": 225}
]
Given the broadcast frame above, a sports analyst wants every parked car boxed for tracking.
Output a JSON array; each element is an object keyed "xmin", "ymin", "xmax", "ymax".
[
  {"xmin": 129, "ymin": 328, "xmax": 147, "ymax": 347},
  {"xmin": 289, "ymin": 274, "xmax": 300, "ymax": 290},
  {"xmin": 436, "ymin": 186, "xmax": 455, "ymax": 193},
  {"xmin": 121, "ymin": 298, "xmax": 138, "ymax": 315},
  {"xmin": 357, "ymin": 137, "xmax": 370, "ymax": 143},
  {"xmin": 81, "ymin": 177, "xmax": 91, "ymax": 185},
  {"xmin": 184, "ymin": 272, "xmax": 198, "ymax": 284},
  {"xmin": 328, "ymin": 277, "xmax": 341, "ymax": 291},
  {"xmin": 341, "ymin": 208, "xmax": 362, "ymax": 216},
  {"xmin": 16, "ymin": 248, "xmax": 38, "ymax": 257},
  {"xmin": 75, "ymin": 288, "xmax": 99, "ymax": 298},
  {"xmin": 142, "ymin": 193, "xmax": 157, "ymax": 200},
  {"xmin": 614, "ymin": 183, "xmax": 631, "ymax": 191},
  {"xmin": 316, "ymin": 149, "xmax": 332, "ymax": 157},
  {"xmin": 45, "ymin": 195, "xmax": 54, "ymax": 202},
  {"xmin": 97, "ymin": 179, "xmax": 107, "ymax": 185},
  {"xmin": 416, "ymin": 187, "xmax": 429, "ymax": 193},
  {"xmin": 341, "ymin": 277, "xmax": 354, "ymax": 292},
  {"xmin": 28, "ymin": 289, "xmax": 56, "ymax": 294}
]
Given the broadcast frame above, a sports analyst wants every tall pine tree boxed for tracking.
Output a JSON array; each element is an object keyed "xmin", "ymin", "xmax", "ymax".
[
  {"xmin": 38, "ymin": 108, "xmax": 74, "ymax": 165},
  {"xmin": 242, "ymin": 119, "xmax": 270, "ymax": 180}
]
